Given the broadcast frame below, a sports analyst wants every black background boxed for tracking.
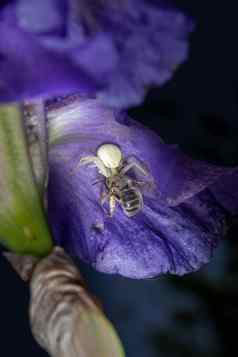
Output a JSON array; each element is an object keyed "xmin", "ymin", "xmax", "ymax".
[
  {"xmin": 1, "ymin": 1, "xmax": 238, "ymax": 356},
  {"xmin": 130, "ymin": 0, "xmax": 238, "ymax": 166}
]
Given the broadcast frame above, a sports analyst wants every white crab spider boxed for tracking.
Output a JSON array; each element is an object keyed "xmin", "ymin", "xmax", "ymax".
[
  {"xmin": 78, "ymin": 143, "xmax": 149, "ymax": 177},
  {"xmin": 52, "ymin": 143, "xmax": 154, "ymax": 217},
  {"xmin": 78, "ymin": 143, "xmax": 122, "ymax": 177},
  {"xmin": 78, "ymin": 144, "xmax": 153, "ymax": 217}
]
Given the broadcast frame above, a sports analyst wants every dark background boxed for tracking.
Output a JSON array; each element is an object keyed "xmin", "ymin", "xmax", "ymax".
[
  {"xmin": 0, "ymin": 1, "xmax": 238, "ymax": 356},
  {"xmin": 130, "ymin": 0, "xmax": 238, "ymax": 166}
]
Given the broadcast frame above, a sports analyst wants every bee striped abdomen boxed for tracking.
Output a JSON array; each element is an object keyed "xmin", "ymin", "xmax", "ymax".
[{"xmin": 120, "ymin": 186, "xmax": 143, "ymax": 217}]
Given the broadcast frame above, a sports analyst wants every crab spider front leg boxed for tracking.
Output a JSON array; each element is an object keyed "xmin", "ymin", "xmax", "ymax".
[
  {"xmin": 73, "ymin": 156, "xmax": 111, "ymax": 177},
  {"xmin": 120, "ymin": 156, "xmax": 150, "ymax": 176}
]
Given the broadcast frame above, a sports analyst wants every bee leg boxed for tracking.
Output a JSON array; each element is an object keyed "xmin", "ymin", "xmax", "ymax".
[
  {"xmin": 109, "ymin": 195, "xmax": 117, "ymax": 217},
  {"xmin": 100, "ymin": 190, "xmax": 109, "ymax": 206},
  {"xmin": 120, "ymin": 156, "xmax": 150, "ymax": 177},
  {"xmin": 99, "ymin": 189, "xmax": 113, "ymax": 216}
]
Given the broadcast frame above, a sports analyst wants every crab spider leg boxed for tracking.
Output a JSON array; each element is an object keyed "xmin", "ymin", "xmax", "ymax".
[
  {"xmin": 72, "ymin": 156, "xmax": 111, "ymax": 177},
  {"xmin": 120, "ymin": 156, "xmax": 150, "ymax": 176},
  {"xmin": 92, "ymin": 178, "xmax": 105, "ymax": 186}
]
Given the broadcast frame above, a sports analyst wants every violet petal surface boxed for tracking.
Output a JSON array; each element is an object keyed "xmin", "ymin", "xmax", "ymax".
[
  {"xmin": 0, "ymin": 0, "xmax": 193, "ymax": 107},
  {"xmin": 47, "ymin": 98, "xmax": 233, "ymax": 278}
]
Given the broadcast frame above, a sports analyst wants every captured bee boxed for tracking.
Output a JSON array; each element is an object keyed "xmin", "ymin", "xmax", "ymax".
[
  {"xmin": 78, "ymin": 143, "xmax": 153, "ymax": 217},
  {"xmin": 101, "ymin": 174, "xmax": 144, "ymax": 217}
]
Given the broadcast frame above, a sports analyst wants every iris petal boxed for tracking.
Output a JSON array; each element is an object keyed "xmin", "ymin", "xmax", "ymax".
[
  {"xmin": 0, "ymin": 0, "xmax": 193, "ymax": 107},
  {"xmin": 47, "ymin": 98, "xmax": 232, "ymax": 278},
  {"xmin": 0, "ymin": 21, "xmax": 97, "ymax": 102}
]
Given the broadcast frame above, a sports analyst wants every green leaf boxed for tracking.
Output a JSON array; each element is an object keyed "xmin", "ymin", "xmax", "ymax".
[{"xmin": 0, "ymin": 105, "xmax": 52, "ymax": 256}]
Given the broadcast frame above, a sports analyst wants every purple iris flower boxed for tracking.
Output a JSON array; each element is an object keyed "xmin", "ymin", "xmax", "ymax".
[
  {"xmin": 47, "ymin": 96, "xmax": 238, "ymax": 279},
  {"xmin": 0, "ymin": 0, "xmax": 193, "ymax": 107}
]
